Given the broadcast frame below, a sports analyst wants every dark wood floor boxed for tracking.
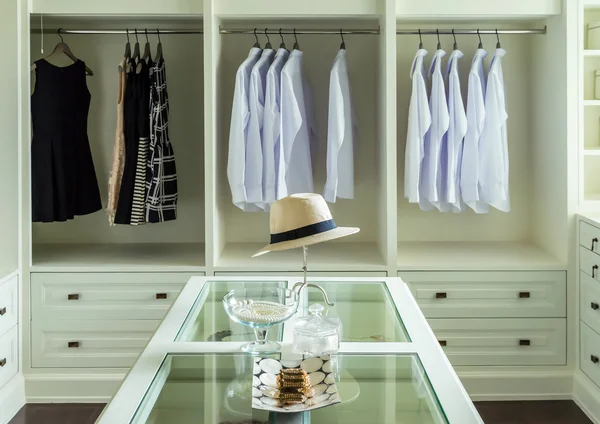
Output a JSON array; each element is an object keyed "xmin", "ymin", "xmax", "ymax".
[{"xmin": 7, "ymin": 401, "xmax": 594, "ymax": 423}]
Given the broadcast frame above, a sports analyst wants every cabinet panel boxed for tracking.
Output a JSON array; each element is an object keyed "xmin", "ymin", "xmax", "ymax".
[
  {"xmin": 31, "ymin": 273, "xmax": 197, "ymax": 320},
  {"xmin": 215, "ymin": 272, "xmax": 387, "ymax": 277},
  {"xmin": 32, "ymin": 320, "xmax": 159, "ymax": 368},
  {"xmin": 32, "ymin": 0, "xmax": 203, "ymax": 14},
  {"xmin": 396, "ymin": 0, "xmax": 560, "ymax": 17},
  {"xmin": 581, "ymin": 272, "xmax": 600, "ymax": 335},
  {"xmin": 581, "ymin": 322, "xmax": 600, "ymax": 388},
  {"xmin": 429, "ymin": 318, "xmax": 566, "ymax": 366},
  {"xmin": 0, "ymin": 326, "xmax": 18, "ymax": 390},
  {"xmin": 399, "ymin": 271, "xmax": 566, "ymax": 318},
  {"xmin": 0, "ymin": 275, "xmax": 18, "ymax": 337}
]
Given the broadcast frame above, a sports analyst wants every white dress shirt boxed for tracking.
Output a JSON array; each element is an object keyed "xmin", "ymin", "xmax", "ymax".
[
  {"xmin": 439, "ymin": 50, "xmax": 468, "ymax": 213},
  {"xmin": 227, "ymin": 47, "xmax": 262, "ymax": 211},
  {"xmin": 460, "ymin": 49, "xmax": 489, "ymax": 213},
  {"xmin": 419, "ymin": 49, "xmax": 449, "ymax": 211},
  {"xmin": 280, "ymin": 49, "xmax": 314, "ymax": 194},
  {"xmin": 480, "ymin": 48, "xmax": 510, "ymax": 212},
  {"xmin": 404, "ymin": 49, "xmax": 431, "ymax": 204},
  {"xmin": 324, "ymin": 49, "xmax": 357, "ymax": 203},
  {"xmin": 262, "ymin": 48, "xmax": 289, "ymax": 206}
]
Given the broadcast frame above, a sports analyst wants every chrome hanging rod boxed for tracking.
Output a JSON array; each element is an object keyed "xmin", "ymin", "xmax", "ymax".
[
  {"xmin": 219, "ymin": 27, "xmax": 380, "ymax": 35},
  {"xmin": 31, "ymin": 28, "xmax": 203, "ymax": 35},
  {"xmin": 396, "ymin": 26, "xmax": 547, "ymax": 35}
]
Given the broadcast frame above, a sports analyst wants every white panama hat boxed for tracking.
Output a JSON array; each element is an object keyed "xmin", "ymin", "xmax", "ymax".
[{"xmin": 252, "ymin": 193, "xmax": 360, "ymax": 257}]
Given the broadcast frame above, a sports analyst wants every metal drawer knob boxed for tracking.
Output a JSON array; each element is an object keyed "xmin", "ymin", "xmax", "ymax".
[
  {"xmin": 519, "ymin": 339, "xmax": 531, "ymax": 346},
  {"xmin": 0, "ymin": 358, "xmax": 6, "ymax": 367},
  {"xmin": 519, "ymin": 292, "xmax": 530, "ymax": 299},
  {"xmin": 592, "ymin": 355, "xmax": 599, "ymax": 364},
  {"xmin": 593, "ymin": 303, "xmax": 600, "ymax": 311},
  {"xmin": 68, "ymin": 294, "xmax": 80, "ymax": 300},
  {"xmin": 68, "ymin": 341, "xmax": 80, "ymax": 348},
  {"xmin": 0, "ymin": 307, "xmax": 6, "ymax": 316},
  {"xmin": 438, "ymin": 340, "xmax": 447, "ymax": 347},
  {"xmin": 593, "ymin": 238, "xmax": 599, "ymax": 252},
  {"xmin": 594, "ymin": 265, "xmax": 599, "ymax": 279},
  {"xmin": 435, "ymin": 292, "xmax": 447, "ymax": 299},
  {"xmin": 156, "ymin": 293, "xmax": 168, "ymax": 300}
]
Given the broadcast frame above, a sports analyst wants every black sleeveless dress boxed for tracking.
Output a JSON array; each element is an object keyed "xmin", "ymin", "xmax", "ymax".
[{"xmin": 31, "ymin": 59, "xmax": 102, "ymax": 222}]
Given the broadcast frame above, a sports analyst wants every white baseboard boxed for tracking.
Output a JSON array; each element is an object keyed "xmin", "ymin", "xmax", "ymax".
[
  {"xmin": 573, "ymin": 372, "xmax": 600, "ymax": 424},
  {"xmin": 25, "ymin": 372, "xmax": 126, "ymax": 404},
  {"xmin": 0, "ymin": 373, "xmax": 25, "ymax": 424}
]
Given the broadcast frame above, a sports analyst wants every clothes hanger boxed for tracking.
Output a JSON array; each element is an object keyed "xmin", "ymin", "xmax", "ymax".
[
  {"xmin": 279, "ymin": 28, "xmax": 287, "ymax": 50},
  {"xmin": 293, "ymin": 28, "xmax": 300, "ymax": 50},
  {"xmin": 495, "ymin": 29, "xmax": 502, "ymax": 49},
  {"xmin": 452, "ymin": 29, "xmax": 458, "ymax": 51},
  {"xmin": 31, "ymin": 28, "xmax": 94, "ymax": 76},
  {"xmin": 339, "ymin": 28, "xmax": 346, "ymax": 50},
  {"xmin": 142, "ymin": 28, "xmax": 152, "ymax": 63},
  {"xmin": 436, "ymin": 29, "xmax": 442, "ymax": 50},
  {"xmin": 264, "ymin": 28, "xmax": 272, "ymax": 49},
  {"xmin": 253, "ymin": 28, "xmax": 261, "ymax": 48},
  {"xmin": 118, "ymin": 29, "xmax": 131, "ymax": 72},
  {"xmin": 477, "ymin": 29, "xmax": 484, "ymax": 49},
  {"xmin": 132, "ymin": 29, "xmax": 141, "ymax": 62},
  {"xmin": 418, "ymin": 29, "xmax": 423, "ymax": 50},
  {"xmin": 154, "ymin": 29, "xmax": 163, "ymax": 63}
]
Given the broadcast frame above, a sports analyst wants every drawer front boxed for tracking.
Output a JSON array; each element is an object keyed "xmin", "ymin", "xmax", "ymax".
[
  {"xmin": 31, "ymin": 273, "xmax": 198, "ymax": 320},
  {"xmin": 32, "ymin": 320, "xmax": 159, "ymax": 368},
  {"xmin": 581, "ymin": 221, "xmax": 600, "ymax": 254},
  {"xmin": 215, "ymin": 272, "xmax": 388, "ymax": 277},
  {"xmin": 581, "ymin": 322, "xmax": 600, "ymax": 388},
  {"xmin": 428, "ymin": 318, "xmax": 566, "ymax": 366},
  {"xmin": 0, "ymin": 326, "xmax": 18, "ymax": 389},
  {"xmin": 580, "ymin": 247, "xmax": 600, "ymax": 281},
  {"xmin": 0, "ymin": 275, "xmax": 18, "ymax": 337},
  {"xmin": 581, "ymin": 272, "xmax": 600, "ymax": 334},
  {"xmin": 398, "ymin": 271, "xmax": 566, "ymax": 318}
]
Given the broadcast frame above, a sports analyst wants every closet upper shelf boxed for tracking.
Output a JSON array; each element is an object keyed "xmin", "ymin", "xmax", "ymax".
[
  {"xmin": 397, "ymin": 242, "xmax": 565, "ymax": 271},
  {"xmin": 31, "ymin": 0, "xmax": 203, "ymax": 15},
  {"xmin": 214, "ymin": 0, "xmax": 378, "ymax": 16},
  {"xmin": 396, "ymin": 0, "xmax": 561, "ymax": 18}
]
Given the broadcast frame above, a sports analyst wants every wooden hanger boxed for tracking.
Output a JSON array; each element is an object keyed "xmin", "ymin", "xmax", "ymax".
[{"xmin": 31, "ymin": 29, "xmax": 94, "ymax": 76}]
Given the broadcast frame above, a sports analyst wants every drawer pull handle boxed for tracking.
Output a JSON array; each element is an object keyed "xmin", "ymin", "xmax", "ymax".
[
  {"xmin": 592, "ymin": 355, "xmax": 599, "ymax": 364},
  {"xmin": 0, "ymin": 358, "xmax": 6, "ymax": 367},
  {"xmin": 438, "ymin": 340, "xmax": 447, "ymax": 347},
  {"xmin": 156, "ymin": 293, "xmax": 168, "ymax": 300},
  {"xmin": 68, "ymin": 341, "xmax": 80, "ymax": 348},
  {"xmin": 592, "ymin": 303, "xmax": 600, "ymax": 311},
  {"xmin": 0, "ymin": 307, "xmax": 6, "ymax": 316},
  {"xmin": 593, "ymin": 238, "xmax": 599, "ymax": 252},
  {"xmin": 435, "ymin": 292, "xmax": 447, "ymax": 299},
  {"xmin": 68, "ymin": 294, "xmax": 80, "ymax": 300},
  {"xmin": 519, "ymin": 292, "xmax": 530, "ymax": 299},
  {"xmin": 594, "ymin": 265, "xmax": 599, "ymax": 279},
  {"xmin": 519, "ymin": 339, "xmax": 531, "ymax": 346}
]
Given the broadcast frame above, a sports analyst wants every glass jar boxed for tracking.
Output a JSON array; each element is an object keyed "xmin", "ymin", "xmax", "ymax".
[{"xmin": 293, "ymin": 303, "xmax": 341, "ymax": 357}]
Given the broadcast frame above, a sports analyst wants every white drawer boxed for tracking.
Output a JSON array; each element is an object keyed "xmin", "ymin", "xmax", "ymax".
[
  {"xmin": 581, "ymin": 271, "xmax": 600, "ymax": 335},
  {"xmin": 0, "ymin": 326, "xmax": 18, "ymax": 390},
  {"xmin": 215, "ymin": 272, "xmax": 388, "ymax": 277},
  {"xmin": 580, "ymin": 247, "xmax": 600, "ymax": 280},
  {"xmin": 428, "ymin": 318, "xmax": 566, "ymax": 366},
  {"xmin": 581, "ymin": 221, "xmax": 600, "ymax": 254},
  {"xmin": 32, "ymin": 320, "xmax": 159, "ymax": 368},
  {"xmin": 31, "ymin": 273, "xmax": 198, "ymax": 320},
  {"xmin": 0, "ymin": 275, "xmax": 18, "ymax": 337},
  {"xmin": 581, "ymin": 322, "xmax": 600, "ymax": 388},
  {"xmin": 398, "ymin": 271, "xmax": 566, "ymax": 318}
]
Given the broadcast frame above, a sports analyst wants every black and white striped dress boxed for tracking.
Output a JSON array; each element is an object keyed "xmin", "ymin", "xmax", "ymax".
[{"xmin": 146, "ymin": 57, "xmax": 178, "ymax": 222}]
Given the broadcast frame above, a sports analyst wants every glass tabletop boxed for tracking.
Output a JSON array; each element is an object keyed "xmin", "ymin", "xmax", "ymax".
[
  {"xmin": 176, "ymin": 281, "xmax": 409, "ymax": 343},
  {"xmin": 131, "ymin": 353, "xmax": 447, "ymax": 424}
]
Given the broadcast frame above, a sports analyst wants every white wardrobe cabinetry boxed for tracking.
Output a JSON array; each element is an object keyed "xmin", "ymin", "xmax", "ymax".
[
  {"xmin": 581, "ymin": 272, "xmax": 600, "ymax": 335},
  {"xmin": 0, "ymin": 327, "xmax": 19, "ymax": 390},
  {"xmin": 0, "ymin": 276, "xmax": 18, "ymax": 338}
]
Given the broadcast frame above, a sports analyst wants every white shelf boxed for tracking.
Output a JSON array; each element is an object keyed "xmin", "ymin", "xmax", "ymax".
[
  {"xmin": 584, "ymin": 100, "xmax": 600, "ymax": 106},
  {"xmin": 215, "ymin": 242, "xmax": 386, "ymax": 272},
  {"xmin": 397, "ymin": 241, "xmax": 565, "ymax": 271},
  {"xmin": 584, "ymin": 50, "xmax": 600, "ymax": 57},
  {"xmin": 32, "ymin": 243, "xmax": 206, "ymax": 272},
  {"xmin": 585, "ymin": 148, "xmax": 600, "ymax": 155}
]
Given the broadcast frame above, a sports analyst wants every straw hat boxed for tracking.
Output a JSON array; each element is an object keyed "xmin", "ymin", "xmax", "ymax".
[{"xmin": 252, "ymin": 193, "xmax": 360, "ymax": 257}]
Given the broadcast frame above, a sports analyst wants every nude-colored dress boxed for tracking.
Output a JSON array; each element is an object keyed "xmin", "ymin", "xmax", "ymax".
[{"xmin": 107, "ymin": 58, "xmax": 128, "ymax": 225}]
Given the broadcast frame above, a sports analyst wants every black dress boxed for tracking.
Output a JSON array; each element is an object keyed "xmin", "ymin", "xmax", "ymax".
[{"xmin": 31, "ymin": 59, "xmax": 102, "ymax": 223}]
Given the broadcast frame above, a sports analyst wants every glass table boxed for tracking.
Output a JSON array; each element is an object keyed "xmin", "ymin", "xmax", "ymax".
[{"xmin": 97, "ymin": 277, "xmax": 483, "ymax": 424}]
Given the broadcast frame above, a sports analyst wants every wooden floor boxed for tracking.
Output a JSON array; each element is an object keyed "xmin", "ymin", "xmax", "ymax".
[{"xmin": 7, "ymin": 401, "xmax": 594, "ymax": 423}]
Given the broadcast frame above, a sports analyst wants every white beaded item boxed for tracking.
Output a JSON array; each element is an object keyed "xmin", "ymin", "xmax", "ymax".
[{"xmin": 231, "ymin": 300, "xmax": 293, "ymax": 324}]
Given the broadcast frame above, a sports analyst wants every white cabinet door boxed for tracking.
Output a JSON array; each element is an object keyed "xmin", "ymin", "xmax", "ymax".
[{"xmin": 0, "ymin": 276, "xmax": 18, "ymax": 338}]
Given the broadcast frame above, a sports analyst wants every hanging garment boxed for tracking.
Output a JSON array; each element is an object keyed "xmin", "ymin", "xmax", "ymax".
[
  {"xmin": 227, "ymin": 47, "xmax": 262, "ymax": 211},
  {"xmin": 107, "ymin": 57, "xmax": 128, "ymax": 225},
  {"xmin": 280, "ymin": 49, "xmax": 314, "ymax": 195},
  {"xmin": 130, "ymin": 59, "xmax": 153, "ymax": 225},
  {"xmin": 439, "ymin": 49, "xmax": 468, "ymax": 213},
  {"xmin": 404, "ymin": 49, "xmax": 431, "ymax": 204},
  {"xmin": 146, "ymin": 57, "xmax": 178, "ymax": 223},
  {"xmin": 324, "ymin": 48, "xmax": 358, "ymax": 203},
  {"xmin": 460, "ymin": 49, "xmax": 489, "ymax": 214},
  {"xmin": 31, "ymin": 59, "xmax": 102, "ymax": 223},
  {"xmin": 479, "ymin": 48, "xmax": 510, "ymax": 212},
  {"xmin": 246, "ymin": 48, "xmax": 275, "ymax": 210},
  {"xmin": 263, "ymin": 48, "xmax": 290, "ymax": 204},
  {"xmin": 419, "ymin": 49, "xmax": 449, "ymax": 212}
]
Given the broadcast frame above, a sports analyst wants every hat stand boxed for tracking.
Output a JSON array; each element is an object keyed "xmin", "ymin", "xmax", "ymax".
[{"xmin": 291, "ymin": 246, "xmax": 335, "ymax": 306}]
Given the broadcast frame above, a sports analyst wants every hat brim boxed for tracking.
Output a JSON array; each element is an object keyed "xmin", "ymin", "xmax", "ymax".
[{"xmin": 252, "ymin": 226, "xmax": 360, "ymax": 258}]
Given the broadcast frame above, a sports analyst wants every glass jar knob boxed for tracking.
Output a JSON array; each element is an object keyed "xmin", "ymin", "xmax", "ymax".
[{"xmin": 309, "ymin": 303, "xmax": 325, "ymax": 316}]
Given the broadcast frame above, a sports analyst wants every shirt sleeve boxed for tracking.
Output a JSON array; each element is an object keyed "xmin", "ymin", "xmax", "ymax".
[
  {"xmin": 227, "ymin": 67, "xmax": 249, "ymax": 208},
  {"xmin": 245, "ymin": 65, "xmax": 265, "ymax": 206},
  {"xmin": 262, "ymin": 67, "xmax": 278, "ymax": 204}
]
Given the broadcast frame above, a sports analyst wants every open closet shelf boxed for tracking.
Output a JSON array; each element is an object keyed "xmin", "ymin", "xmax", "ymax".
[
  {"xmin": 32, "ymin": 243, "xmax": 206, "ymax": 271},
  {"xmin": 397, "ymin": 242, "xmax": 564, "ymax": 271},
  {"xmin": 215, "ymin": 242, "xmax": 384, "ymax": 272}
]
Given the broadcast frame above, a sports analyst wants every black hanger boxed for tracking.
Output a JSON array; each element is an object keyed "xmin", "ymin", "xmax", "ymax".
[
  {"xmin": 452, "ymin": 29, "xmax": 458, "ymax": 51},
  {"xmin": 436, "ymin": 29, "xmax": 441, "ymax": 50},
  {"xmin": 38, "ymin": 28, "xmax": 94, "ymax": 76},
  {"xmin": 124, "ymin": 28, "xmax": 131, "ymax": 60},
  {"xmin": 264, "ymin": 28, "xmax": 272, "ymax": 49},
  {"xmin": 495, "ymin": 29, "xmax": 502, "ymax": 49},
  {"xmin": 477, "ymin": 29, "xmax": 483, "ymax": 49},
  {"xmin": 154, "ymin": 29, "xmax": 163, "ymax": 63},
  {"xmin": 293, "ymin": 28, "xmax": 300, "ymax": 50},
  {"xmin": 253, "ymin": 28, "xmax": 261, "ymax": 48},
  {"xmin": 132, "ymin": 29, "xmax": 140, "ymax": 61},
  {"xmin": 339, "ymin": 29, "xmax": 346, "ymax": 50},
  {"xmin": 279, "ymin": 28, "xmax": 287, "ymax": 50},
  {"xmin": 418, "ymin": 29, "xmax": 423, "ymax": 49},
  {"xmin": 142, "ymin": 28, "xmax": 152, "ymax": 63}
]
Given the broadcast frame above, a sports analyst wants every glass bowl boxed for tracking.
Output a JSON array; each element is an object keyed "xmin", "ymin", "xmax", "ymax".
[{"xmin": 223, "ymin": 287, "xmax": 299, "ymax": 354}]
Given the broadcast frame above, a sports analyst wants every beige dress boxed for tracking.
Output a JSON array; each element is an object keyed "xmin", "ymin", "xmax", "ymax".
[{"xmin": 107, "ymin": 58, "xmax": 128, "ymax": 225}]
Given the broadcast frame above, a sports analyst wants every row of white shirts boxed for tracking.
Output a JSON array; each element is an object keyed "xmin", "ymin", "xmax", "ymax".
[
  {"xmin": 404, "ymin": 47, "xmax": 509, "ymax": 213},
  {"xmin": 227, "ymin": 46, "xmax": 357, "ymax": 212}
]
